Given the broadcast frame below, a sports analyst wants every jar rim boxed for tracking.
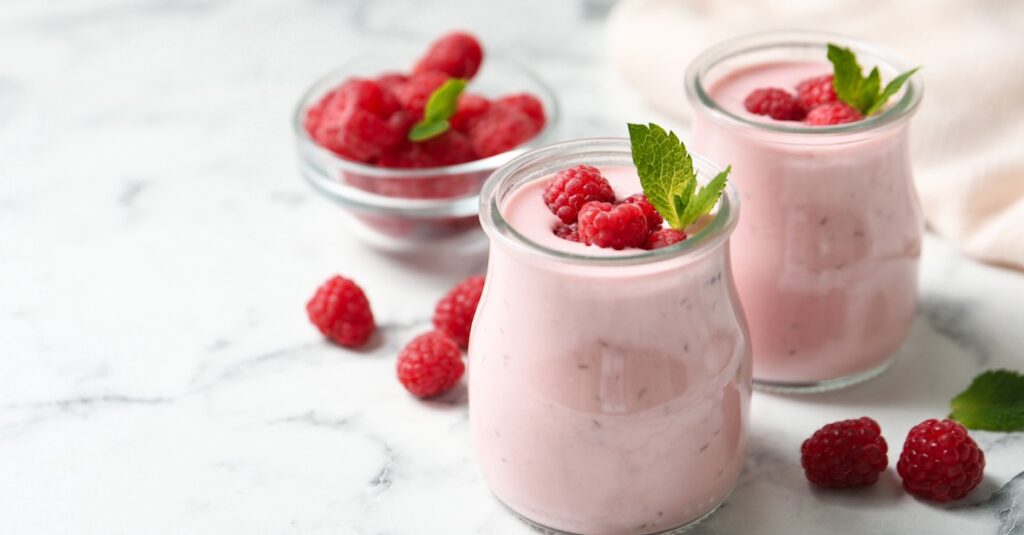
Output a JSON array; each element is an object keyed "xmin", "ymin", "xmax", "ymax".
[
  {"xmin": 479, "ymin": 138, "xmax": 740, "ymax": 266},
  {"xmin": 684, "ymin": 30, "xmax": 923, "ymax": 137}
]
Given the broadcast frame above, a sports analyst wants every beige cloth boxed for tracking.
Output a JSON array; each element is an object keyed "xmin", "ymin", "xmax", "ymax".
[{"xmin": 608, "ymin": 0, "xmax": 1024, "ymax": 270}]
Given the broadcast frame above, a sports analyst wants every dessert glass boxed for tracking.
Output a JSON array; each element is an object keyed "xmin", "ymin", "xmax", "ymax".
[
  {"xmin": 470, "ymin": 139, "xmax": 751, "ymax": 535},
  {"xmin": 293, "ymin": 53, "xmax": 559, "ymax": 257},
  {"xmin": 686, "ymin": 31, "xmax": 924, "ymax": 392}
]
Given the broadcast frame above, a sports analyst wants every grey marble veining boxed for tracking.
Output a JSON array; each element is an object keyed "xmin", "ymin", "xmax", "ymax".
[{"xmin": 0, "ymin": 0, "xmax": 1022, "ymax": 534}]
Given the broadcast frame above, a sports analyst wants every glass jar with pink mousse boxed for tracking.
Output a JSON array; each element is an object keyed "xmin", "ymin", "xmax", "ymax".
[
  {"xmin": 469, "ymin": 139, "xmax": 751, "ymax": 534},
  {"xmin": 686, "ymin": 31, "xmax": 924, "ymax": 392}
]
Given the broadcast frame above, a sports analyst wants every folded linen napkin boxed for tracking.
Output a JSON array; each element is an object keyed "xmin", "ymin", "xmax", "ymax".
[{"xmin": 608, "ymin": 0, "xmax": 1024, "ymax": 270}]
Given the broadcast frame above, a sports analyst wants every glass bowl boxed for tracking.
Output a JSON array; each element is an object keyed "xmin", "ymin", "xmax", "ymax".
[{"xmin": 293, "ymin": 53, "xmax": 560, "ymax": 256}]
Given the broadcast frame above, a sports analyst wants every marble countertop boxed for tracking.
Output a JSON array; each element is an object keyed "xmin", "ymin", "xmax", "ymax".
[{"xmin": 1, "ymin": 1, "xmax": 1021, "ymax": 533}]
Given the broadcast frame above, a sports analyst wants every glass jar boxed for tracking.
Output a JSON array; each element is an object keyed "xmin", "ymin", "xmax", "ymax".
[
  {"xmin": 686, "ymin": 31, "xmax": 924, "ymax": 392},
  {"xmin": 469, "ymin": 139, "xmax": 751, "ymax": 534}
]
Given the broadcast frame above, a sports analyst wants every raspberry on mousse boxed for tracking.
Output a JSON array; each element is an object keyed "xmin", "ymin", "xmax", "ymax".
[
  {"xmin": 795, "ymin": 74, "xmax": 837, "ymax": 111},
  {"xmin": 804, "ymin": 101, "xmax": 864, "ymax": 126},
  {"xmin": 576, "ymin": 201, "xmax": 649, "ymax": 250},
  {"xmin": 743, "ymin": 87, "xmax": 805, "ymax": 121},
  {"xmin": 542, "ymin": 165, "xmax": 616, "ymax": 224}
]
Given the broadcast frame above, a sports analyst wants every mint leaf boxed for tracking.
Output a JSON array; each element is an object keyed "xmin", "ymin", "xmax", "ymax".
[
  {"xmin": 679, "ymin": 166, "xmax": 730, "ymax": 228},
  {"xmin": 408, "ymin": 78, "xmax": 467, "ymax": 142},
  {"xmin": 950, "ymin": 369, "xmax": 1024, "ymax": 431},
  {"xmin": 627, "ymin": 123, "xmax": 693, "ymax": 228},
  {"xmin": 628, "ymin": 123, "xmax": 730, "ymax": 231},
  {"xmin": 866, "ymin": 67, "xmax": 920, "ymax": 115},
  {"xmin": 827, "ymin": 43, "xmax": 919, "ymax": 116}
]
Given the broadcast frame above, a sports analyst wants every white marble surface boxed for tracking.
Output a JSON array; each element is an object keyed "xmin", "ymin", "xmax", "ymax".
[{"xmin": 1, "ymin": 1, "xmax": 1022, "ymax": 534}]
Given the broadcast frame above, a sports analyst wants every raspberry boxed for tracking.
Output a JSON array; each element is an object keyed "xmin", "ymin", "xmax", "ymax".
[
  {"xmin": 805, "ymin": 101, "xmax": 864, "ymax": 126},
  {"xmin": 643, "ymin": 228, "xmax": 686, "ymax": 250},
  {"xmin": 542, "ymin": 165, "xmax": 615, "ymax": 224},
  {"xmin": 744, "ymin": 87, "xmax": 805, "ymax": 121},
  {"xmin": 800, "ymin": 417, "xmax": 889, "ymax": 488},
  {"xmin": 432, "ymin": 276, "xmax": 485, "ymax": 348},
  {"xmin": 897, "ymin": 419, "xmax": 985, "ymax": 502},
  {"xmin": 553, "ymin": 223, "xmax": 580, "ymax": 242},
  {"xmin": 451, "ymin": 94, "xmax": 491, "ymax": 132},
  {"xmin": 577, "ymin": 201, "xmax": 649, "ymax": 250},
  {"xmin": 396, "ymin": 331, "xmax": 465, "ymax": 398},
  {"xmin": 496, "ymin": 94, "xmax": 545, "ymax": 127},
  {"xmin": 467, "ymin": 105, "xmax": 540, "ymax": 158},
  {"xmin": 311, "ymin": 106, "xmax": 403, "ymax": 162},
  {"xmin": 377, "ymin": 72, "xmax": 409, "ymax": 94},
  {"xmin": 335, "ymin": 78, "xmax": 399, "ymax": 117},
  {"xmin": 622, "ymin": 193, "xmax": 663, "ymax": 233},
  {"xmin": 395, "ymin": 71, "xmax": 450, "ymax": 116},
  {"xmin": 306, "ymin": 275, "xmax": 375, "ymax": 348},
  {"xmin": 413, "ymin": 31, "xmax": 484, "ymax": 79},
  {"xmin": 796, "ymin": 74, "xmax": 837, "ymax": 111}
]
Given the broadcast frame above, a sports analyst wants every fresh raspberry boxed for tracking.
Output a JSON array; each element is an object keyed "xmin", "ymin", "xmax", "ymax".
[
  {"xmin": 376, "ymin": 72, "xmax": 409, "ymax": 94},
  {"xmin": 553, "ymin": 223, "xmax": 580, "ymax": 242},
  {"xmin": 336, "ymin": 78, "xmax": 399, "ymax": 117},
  {"xmin": 577, "ymin": 201, "xmax": 649, "ymax": 250},
  {"xmin": 395, "ymin": 70, "xmax": 450, "ymax": 116},
  {"xmin": 805, "ymin": 101, "xmax": 864, "ymax": 126},
  {"xmin": 450, "ymin": 94, "xmax": 491, "ymax": 131},
  {"xmin": 413, "ymin": 31, "xmax": 484, "ymax": 79},
  {"xmin": 467, "ymin": 105, "xmax": 540, "ymax": 158},
  {"xmin": 623, "ymin": 193, "xmax": 663, "ymax": 233},
  {"xmin": 306, "ymin": 275, "xmax": 375, "ymax": 348},
  {"xmin": 796, "ymin": 74, "xmax": 837, "ymax": 111},
  {"xmin": 542, "ymin": 165, "xmax": 615, "ymax": 224},
  {"xmin": 396, "ymin": 331, "xmax": 465, "ymax": 398},
  {"xmin": 643, "ymin": 228, "xmax": 686, "ymax": 250},
  {"xmin": 379, "ymin": 130, "xmax": 477, "ymax": 168},
  {"xmin": 800, "ymin": 417, "xmax": 889, "ymax": 488},
  {"xmin": 311, "ymin": 106, "xmax": 403, "ymax": 162},
  {"xmin": 744, "ymin": 87, "xmax": 805, "ymax": 121},
  {"xmin": 432, "ymin": 276, "xmax": 485, "ymax": 348},
  {"xmin": 496, "ymin": 94, "xmax": 546, "ymax": 127},
  {"xmin": 897, "ymin": 419, "xmax": 985, "ymax": 502}
]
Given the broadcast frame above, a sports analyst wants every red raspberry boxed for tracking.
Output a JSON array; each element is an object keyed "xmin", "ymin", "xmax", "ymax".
[
  {"xmin": 800, "ymin": 417, "xmax": 889, "ymax": 488},
  {"xmin": 805, "ymin": 101, "xmax": 864, "ymax": 126},
  {"xmin": 432, "ymin": 276, "xmax": 485, "ymax": 348},
  {"xmin": 897, "ymin": 419, "xmax": 985, "ymax": 502},
  {"xmin": 450, "ymin": 94, "xmax": 491, "ymax": 132},
  {"xmin": 577, "ymin": 201, "xmax": 649, "ymax": 250},
  {"xmin": 336, "ymin": 78, "xmax": 399, "ymax": 117},
  {"xmin": 796, "ymin": 74, "xmax": 837, "ymax": 111},
  {"xmin": 467, "ymin": 105, "xmax": 540, "ymax": 158},
  {"xmin": 306, "ymin": 275, "xmax": 375, "ymax": 348},
  {"xmin": 643, "ymin": 228, "xmax": 686, "ymax": 250},
  {"xmin": 542, "ymin": 165, "xmax": 615, "ymax": 224},
  {"xmin": 376, "ymin": 72, "xmax": 408, "ymax": 94},
  {"xmin": 553, "ymin": 223, "xmax": 580, "ymax": 243},
  {"xmin": 311, "ymin": 106, "xmax": 403, "ymax": 162},
  {"xmin": 395, "ymin": 71, "xmax": 450, "ymax": 116},
  {"xmin": 496, "ymin": 94, "xmax": 545, "ymax": 127},
  {"xmin": 744, "ymin": 87, "xmax": 805, "ymax": 121},
  {"xmin": 379, "ymin": 130, "xmax": 477, "ymax": 168},
  {"xmin": 413, "ymin": 31, "xmax": 484, "ymax": 80},
  {"xmin": 623, "ymin": 193, "xmax": 663, "ymax": 233},
  {"xmin": 396, "ymin": 331, "xmax": 465, "ymax": 398}
]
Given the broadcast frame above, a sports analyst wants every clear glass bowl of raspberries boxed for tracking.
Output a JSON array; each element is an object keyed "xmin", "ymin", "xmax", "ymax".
[{"xmin": 293, "ymin": 33, "xmax": 559, "ymax": 257}]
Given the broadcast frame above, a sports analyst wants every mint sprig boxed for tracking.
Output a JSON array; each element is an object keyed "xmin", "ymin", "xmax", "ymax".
[
  {"xmin": 627, "ymin": 123, "xmax": 731, "ymax": 230},
  {"xmin": 408, "ymin": 78, "xmax": 467, "ymax": 142},
  {"xmin": 950, "ymin": 369, "xmax": 1024, "ymax": 432},
  {"xmin": 828, "ymin": 43, "xmax": 919, "ymax": 116}
]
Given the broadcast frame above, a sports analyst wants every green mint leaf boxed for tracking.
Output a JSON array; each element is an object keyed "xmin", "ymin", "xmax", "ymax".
[
  {"xmin": 866, "ymin": 67, "xmax": 920, "ymax": 115},
  {"xmin": 408, "ymin": 78, "xmax": 467, "ymax": 142},
  {"xmin": 827, "ymin": 44, "xmax": 866, "ymax": 111},
  {"xmin": 628, "ymin": 122, "xmax": 729, "ymax": 231},
  {"xmin": 950, "ymin": 369, "xmax": 1024, "ymax": 431},
  {"xmin": 828, "ymin": 43, "xmax": 920, "ymax": 116},
  {"xmin": 627, "ymin": 123, "xmax": 694, "ymax": 228},
  {"xmin": 679, "ymin": 165, "xmax": 731, "ymax": 228}
]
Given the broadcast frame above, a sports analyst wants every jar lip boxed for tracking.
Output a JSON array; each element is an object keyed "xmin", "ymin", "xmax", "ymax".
[
  {"xmin": 684, "ymin": 30, "xmax": 923, "ymax": 136},
  {"xmin": 292, "ymin": 53, "xmax": 561, "ymax": 179},
  {"xmin": 479, "ymin": 138, "xmax": 740, "ymax": 266}
]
